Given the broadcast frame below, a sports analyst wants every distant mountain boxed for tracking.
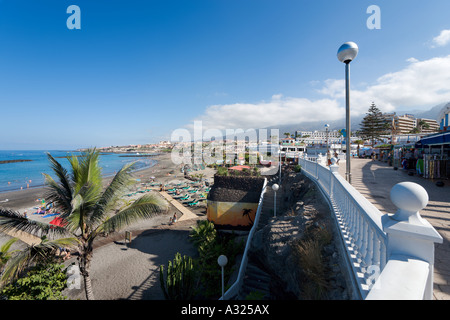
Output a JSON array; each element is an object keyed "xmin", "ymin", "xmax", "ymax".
[
  {"xmin": 414, "ymin": 102, "xmax": 449, "ymax": 120},
  {"xmin": 268, "ymin": 102, "xmax": 449, "ymax": 136}
]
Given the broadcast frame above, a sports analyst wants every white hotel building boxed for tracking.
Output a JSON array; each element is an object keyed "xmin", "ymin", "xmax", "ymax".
[{"xmin": 295, "ymin": 130, "xmax": 343, "ymax": 145}]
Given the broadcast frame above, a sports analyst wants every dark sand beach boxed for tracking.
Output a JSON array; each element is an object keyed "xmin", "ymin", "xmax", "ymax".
[{"xmin": 0, "ymin": 152, "xmax": 217, "ymax": 299}]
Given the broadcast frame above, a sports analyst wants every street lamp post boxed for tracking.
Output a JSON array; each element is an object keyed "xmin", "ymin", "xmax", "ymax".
[
  {"xmin": 325, "ymin": 124, "xmax": 330, "ymax": 166},
  {"xmin": 278, "ymin": 149, "xmax": 282, "ymax": 185},
  {"xmin": 337, "ymin": 42, "xmax": 358, "ymax": 184},
  {"xmin": 272, "ymin": 183, "xmax": 279, "ymax": 218}
]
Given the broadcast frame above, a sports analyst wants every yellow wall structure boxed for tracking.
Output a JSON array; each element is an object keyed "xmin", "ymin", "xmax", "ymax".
[{"xmin": 207, "ymin": 200, "xmax": 259, "ymax": 228}]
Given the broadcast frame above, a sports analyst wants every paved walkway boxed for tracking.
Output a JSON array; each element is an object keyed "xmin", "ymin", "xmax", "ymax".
[
  {"xmin": 338, "ymin": 158, "xmax": 450, "ymax": 300},
  {"xmin": 158, "ymin": 191, "xmax": 200, "ymax": 222}
]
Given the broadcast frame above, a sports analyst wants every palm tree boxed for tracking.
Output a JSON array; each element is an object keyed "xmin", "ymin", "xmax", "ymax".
[
  {"xmin": 0, "ymin": 232, "xmax": 78, "ymax": 286},
  {"xmin": 0, "ymin": 149, "xmax": 168, "ymax": 299},
  {"xmin": 242, "ymin": 208, "xmax": 253, "ymax": 225}
]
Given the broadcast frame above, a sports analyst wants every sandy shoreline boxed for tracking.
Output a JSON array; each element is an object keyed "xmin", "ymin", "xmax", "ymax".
[{"xmin": 0, "ymin": 153, "xmax": 172, "ymax": 211}]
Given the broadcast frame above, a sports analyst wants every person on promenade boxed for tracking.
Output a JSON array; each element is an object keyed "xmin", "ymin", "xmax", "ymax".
[
  {"xmin": 401, "ymin": 158, "xmax": 408, "ymax": 169},
  {"xmin": 169, "ymin": 212, "xmax": 178, "ymax": 225}
]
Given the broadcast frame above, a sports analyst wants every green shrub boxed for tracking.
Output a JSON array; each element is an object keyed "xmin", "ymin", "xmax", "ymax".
[
  {"xmin": 1, "ymin": 263, "xmax": 68, "ymax": 300},
  {"xmin": 189, "ymin": 220, "xmax": 244, "ymax": 298},
  {"xmin": 216, "ymin": 166, "xmax": 229, "ymax": 176}
]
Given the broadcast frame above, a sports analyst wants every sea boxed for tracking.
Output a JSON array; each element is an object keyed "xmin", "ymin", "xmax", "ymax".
[{"xmin": 0, "ymin": 150, "xmax": 158, "ymax": 194}]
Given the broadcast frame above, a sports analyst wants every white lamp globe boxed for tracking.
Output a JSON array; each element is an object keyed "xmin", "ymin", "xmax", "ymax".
[
  {"xmin": 337, "ymin": 42, "xmax": 359, "ymax": 63},
  {"xmin": 217, "ymin": 255, "xmax": 228, "ymax": 267}
]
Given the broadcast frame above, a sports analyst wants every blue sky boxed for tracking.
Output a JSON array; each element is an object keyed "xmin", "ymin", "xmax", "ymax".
[{"xmin": 1, "ymin": 0, "xmax": 450, "ymax": 149}]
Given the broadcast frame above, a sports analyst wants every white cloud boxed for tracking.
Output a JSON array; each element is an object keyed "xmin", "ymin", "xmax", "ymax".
[
  {"xmin": 194, "ymin": 94, "xmax": 343, "ymax": 131},
  {"xmin": 432, "ymin": 29, "xmax": 450, "ymax": 47},
  {"xmin": 319, "ymin": 55, "xmax": 450, "ymax": 114},
  {"xmin": 191, "ymin": 55, "xmax": 450, "ymax": 130},
  {"xmin": 359, "ymin": 55, "xmax": 450, "ymax": 108}
]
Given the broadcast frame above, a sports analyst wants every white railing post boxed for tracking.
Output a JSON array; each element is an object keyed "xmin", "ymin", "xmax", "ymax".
[
  {"xmin": 329, "ymin": 158, "xmax": 339, "ymax": 199},
  {"xmin": 368, "ymin": 182, "xmax": 443, "ymax": 300},
  {"xmin": 298, "ymin": 158, "xmax": 442, "ymax": 300}
]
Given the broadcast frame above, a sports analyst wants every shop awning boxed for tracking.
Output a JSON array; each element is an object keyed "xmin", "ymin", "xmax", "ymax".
[{"xmin": 417, "ymin": 131, "xmax": 450, "ymax": 146}]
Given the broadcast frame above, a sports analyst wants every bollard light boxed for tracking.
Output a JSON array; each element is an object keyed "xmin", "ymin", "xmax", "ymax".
[{"xmin": 218, "ymin": 255, "xmax": 228, "ymax": 299}]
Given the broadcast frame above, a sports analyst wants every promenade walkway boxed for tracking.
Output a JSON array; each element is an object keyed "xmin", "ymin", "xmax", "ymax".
[
  {"xmin": 159, "ymin": 191, "xmax": 200, "ymax": 222},
  {"xmin": 338, "ymin": 158, "xmax": 450, "ymax": 300}
]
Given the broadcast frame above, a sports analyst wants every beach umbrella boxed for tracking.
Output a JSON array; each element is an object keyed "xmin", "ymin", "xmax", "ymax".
[{"xmin": 49, "ymin": 217, "xmax": 67, "ymax": 227}]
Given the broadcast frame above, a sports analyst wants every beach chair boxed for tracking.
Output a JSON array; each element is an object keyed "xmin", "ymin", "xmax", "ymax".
[
  {"xmin": 179, "ymin": 195, "xmax": 190, "ymax": 200},
  {"xmin": 188, "ymin": 200, "xmax": 199, "ymax": 206},
  {"xmin": 43, "ymin": 212, "xmax": 60, "ymax": 218}
]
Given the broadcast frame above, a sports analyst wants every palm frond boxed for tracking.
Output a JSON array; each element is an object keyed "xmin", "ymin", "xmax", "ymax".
[
  {"xmin": 100, "ymin": 194, "xmax": 168, "ymax": 234},
  {"xmin": 1, "ymin": 237, "xmax": 18, "ymax": 254},
  {"xmin": 83, "ymin": 149, "xmax": 102, "ymax": 185},
  {"xmin": 73, "ymin": 149, "xmax": 102, "ymax": 193},
  {"xmin": 91, "ymin": 162, "xmax": 137, "ymax": 228},
  {"xmin": 0, "ymin": 238, "xmax": 19, "ymax": 267},
  {"xmin": 44, "ymin": 152, "xmax": 74, "ymax": 213},
  {"xmin": 43, "ymin": 173, "xmax": 73, "ymax": 215},
  {"xmin": 68, "ymin": 153, "xmax": 82, "ymax": 192},
  {"xmin": 0, "ymin": 208, "xmax": 71, "ymax": 239},
  {"xmin": 0, "ymin": 236, "xmax": 79, "ymax": 285}
]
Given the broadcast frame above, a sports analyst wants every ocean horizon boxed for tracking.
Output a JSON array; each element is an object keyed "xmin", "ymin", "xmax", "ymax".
[{"xmin": 0, "ymin": 150, "xmax": 158, "ymax": 194}]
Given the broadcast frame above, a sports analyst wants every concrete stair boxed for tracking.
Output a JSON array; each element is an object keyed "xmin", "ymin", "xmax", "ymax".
[
  {"xmin": 235, "ymin": 174, "xmax": 282, "ymax": 300},
  {"xmin": 238, "ymin": 264, "xmax": 272, "ymax": 300}
]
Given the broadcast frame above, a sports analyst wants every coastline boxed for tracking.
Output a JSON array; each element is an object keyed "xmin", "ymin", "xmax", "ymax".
[
  {"xmin": 0, "ymin": 153, "xmax": 167, "ymax": 211},
  {"xmin": 0, "ymin": 151, "xmax": 215, "ymax": 245}
]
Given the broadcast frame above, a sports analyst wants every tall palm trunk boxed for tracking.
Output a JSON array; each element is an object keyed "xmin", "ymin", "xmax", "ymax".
[
  {"xmin": 79, "ymin": 242, "xmax": 95, "ymax": 300},
  {"xmin": 83, "ymin": 271, "xmax": 95, "ymax": 300}
]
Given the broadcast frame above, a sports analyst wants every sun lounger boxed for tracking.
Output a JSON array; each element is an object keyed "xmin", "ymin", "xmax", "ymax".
[{"xmin": 43, "ymin": 212, "xmax": 60, "ymax": 218}]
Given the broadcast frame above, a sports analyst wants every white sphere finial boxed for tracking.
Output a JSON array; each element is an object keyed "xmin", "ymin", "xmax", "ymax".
[{"xmin": 390, "ymin": 182, "xmax": 428, "ymax": 224}]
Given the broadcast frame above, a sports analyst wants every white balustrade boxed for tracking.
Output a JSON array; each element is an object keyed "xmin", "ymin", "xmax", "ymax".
[{"xmin": 298, "ymin": 156, "xmax": 443, "ymax": 300}]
